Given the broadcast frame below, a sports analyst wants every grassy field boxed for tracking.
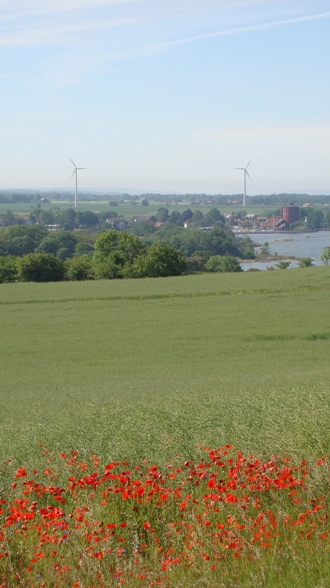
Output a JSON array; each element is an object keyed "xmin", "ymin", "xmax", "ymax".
[
  {"xmin": 0, "ymin": 200, "xmax": 276, "ymax": 218},
  {"xmin": 0, "ymin": 268, "xmax": 329, "ymax": 586},
  {"xmin": 1, "ymin": 268, "xmax": 330, "ymax": 461}
]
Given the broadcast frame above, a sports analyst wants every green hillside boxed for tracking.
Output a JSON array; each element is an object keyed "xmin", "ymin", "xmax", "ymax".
[{"xmin": 1, "ymin": 268, "xmax": 329, "ymax": 463}]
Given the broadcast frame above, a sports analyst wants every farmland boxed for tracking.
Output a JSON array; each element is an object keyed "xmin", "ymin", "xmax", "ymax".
[
  {"xmin": 0, "ymin": 268, "xmax": 330, "ymax": 586},
  {"xmin": 0, "ymin": 198, "xmax": 277, "ymax": 220}
]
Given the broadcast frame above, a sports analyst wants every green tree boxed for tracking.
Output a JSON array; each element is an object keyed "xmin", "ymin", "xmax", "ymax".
[
  {"xmin": 0, "ymin": 211, "xmax": 21, "ymax": 226},
  {"xmin": 39, "ymin": 210, "xmax": 56, "ymax": 226},
  {"xmin": 56, "ymin": 209, "xmax": 76, "ymax": 230},
  {"xmin": 204, "ymin": 208, "xmax": 225, "ymax": 226},
  {"xmin": 128, "ymin": 221, "xmax": 157, "ymax": 237},
  {"xmin": 37, "ymin": 231, "xmax": 77, "ymax": 258},
  {"xmin": 94, "ymin": 230, "xmax": 119, "ymax": 260},
  {"xmin": 134, "ymin": 243, "xmax": 187, "ymax": 277},
  {"xmin": 186, "ymin": 255, "xmax": 205, "ymax": 273},
  {"xmin": 94, "ymin": 253, "xmax": 125, "ymax": 280},
  {"xmin": 191, "ymin": 210, "xmax": 204, "ymax": 226},
  {"xmin": 65, "ymin": 256, "xmax": 95, "ymax": 281},
  {"xmin": 29, "ymin": 208, "xmax": 55, "ymax": 226},
  {"xmin": 29, "ymin": 209, "xmax": 41, "ymax": 224},
  {"xmin": 181, "ymin": 209, "xmax": 194, "ymax": 222},
  {"xmin": 260, "ymin": 242, "xmax": 271, "ymax": 256},
  {"xmin": 9, "ymin": 236, "xmax": 36, "ymax": 256},
  {"xmin": 74, "ymin": 242, "xmax": 94, "ymax": 257},
  {"xmin": 168, "ymin": 211, "xmax": 182, "ymax": 225},
  {"xmin": 205, "ymin": 255, "xmax": 242, "ymax": 273},
  {"xmin": 0, "ymin": 256, "xmax": 18, "ymax": 283},
  {"xmin": 298, "ymin": 257, "xmax": 313, "ymax": 268},
  {"xmin": 1, "ymin": 225, "xmax": 47, "ymax": 250},
  {"xmin": 17, "ymin": 253, "xmax": 65, "ymax": 282},
  {"xmin": 305, "ymin": 209, "xmax": 324, "ymax": 230},
  {"xmin": 149, "ymin": 225, "xmax": 245, "ymax": 259},
  {"xmin": 321, "ymin": 247, "xmax": 330, "ymax": 266},
  {"xmin": 36, "ymin": 237, "xmax": 59, "ymax": 255},
  {"xmin": 0, "ymin": 243, "xmax": 9, "ymax": 256},
  {"xmin": 203, "ymin": 228, "xmax": 241, "ymax": 257},
  {"xmin": 57, "ymin": 247, "xmax": 72, "ymax": 260},
  {"xmin": 76, "ymin": 211, "xmax": 99, "ymax": 228},
  {"xmin": 94, "ymin": 230, "xmax": 144, "ymax": 265},
  {"xmin": 53, "ymin": 231, "xmax": 77, "ymax": 254},
  {"xmin": 156, "ymin": 208, "xmax": 169, "ymax": 222}
]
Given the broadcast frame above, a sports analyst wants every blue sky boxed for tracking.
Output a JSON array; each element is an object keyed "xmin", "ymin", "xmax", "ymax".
[{"xmin": 1, "ymin": 0, "xmax": 330, "ymax": 195}]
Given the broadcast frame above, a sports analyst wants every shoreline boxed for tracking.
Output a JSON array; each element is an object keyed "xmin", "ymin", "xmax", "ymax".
[
  {"xmin": 233, "ymin": 229, "xmax": 316, "ymax": 235},
  {"xmin": 240, "ymin": 254, "xmax": 298, "ymax": 264}
]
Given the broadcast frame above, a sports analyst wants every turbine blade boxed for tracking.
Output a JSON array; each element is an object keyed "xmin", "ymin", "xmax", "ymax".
[
  {"xmin": 71, "ymin": 170, "xmax": 76, "ymax": 179},
  {"xmin": 246, "ymin": 170, "xmax": 251, "ymax": 180},
  {"xmin": 246, "ymin": 159, "xmax": 252, "ymax": 169},
  {"xmin": 70, "ymin": 158, "xmax": 76, "ymax": 167}
]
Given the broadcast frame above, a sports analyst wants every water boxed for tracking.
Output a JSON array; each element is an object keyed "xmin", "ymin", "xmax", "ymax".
[{"xmin": 238, "ymin": 231, "xmax": 330, "ymax": 270}]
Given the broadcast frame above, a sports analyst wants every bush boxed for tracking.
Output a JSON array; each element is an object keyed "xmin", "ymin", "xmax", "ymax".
[
  {"xmin": 17, "ymin": 253, "xmax": 65, "ymax": 282},
  {"xmin": 0, "ymin": 256, "xmax": 18, "ymax": 283},
  {"xmin": 138, "ymin": 244, "xmax": 187, "ymax": 277},
  {"xmin": 64, "ymin": 256, "xmax": 95, "ymax": 281},
  {"xmin": 57, "ymin": 247, "xmax": 72, "ymax": 261},
  {"xmin": 94, "ymin": 256, "xmax": 124, "ymax": 280},
  {"xmin": 205, "ymin": 255, "xmax": 242, "ymax": 273},
  {"xmin": 275, "ymin": 260, "xmax": 291, "ymax": 270},
  {"xmin": 298, "ymin": 257, "xmax": 313, "ymax": 268},
  {"xmin": 186, "ymin": 255, "xmax": 205, "ymax": 273},
  {"xmin": 74, "ymin": 242, "xmax": 94, "ymax": 258}
]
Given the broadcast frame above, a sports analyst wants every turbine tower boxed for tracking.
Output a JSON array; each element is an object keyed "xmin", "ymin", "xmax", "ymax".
[
  {"xmin": 70, "ymin": 158, "xmax": 87, "ymax": 208},
  {"xmin": 235, "ymin": 160, "xmax": 251, "ymax": 207}
]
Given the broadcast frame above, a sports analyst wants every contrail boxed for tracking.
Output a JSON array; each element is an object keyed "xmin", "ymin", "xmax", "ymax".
[{"xmin": 148, "ymin": 11, "xmax": 330, "ymax": 50}]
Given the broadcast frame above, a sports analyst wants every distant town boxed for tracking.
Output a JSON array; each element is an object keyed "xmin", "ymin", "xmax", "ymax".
[
  {"xmin": 228, "ymin": 203, "xmax": 303, "ymax": 233},
  {"xmin": 0, "ymin": 191, "xmax": 329, "ymax": 234}
]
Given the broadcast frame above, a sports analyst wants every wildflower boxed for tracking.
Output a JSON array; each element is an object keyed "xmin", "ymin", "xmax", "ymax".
[{"xmin": 15, "ymin": 468, "xmax": 27, "ymax": 479}]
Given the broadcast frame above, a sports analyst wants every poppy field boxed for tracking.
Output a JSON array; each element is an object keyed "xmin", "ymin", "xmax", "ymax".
[
  {"xmin": 1, "ymin": 444, "xmax": 329, "ymax": 587},
  {"xmin": 0, "ymin": 269, "xmax": 330, "ymax": 585}
]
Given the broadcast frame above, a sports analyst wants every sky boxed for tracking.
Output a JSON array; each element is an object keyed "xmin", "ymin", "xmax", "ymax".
[{"xmin": 1, "ymin": 0, "xmax": 330, "ymax": 196}]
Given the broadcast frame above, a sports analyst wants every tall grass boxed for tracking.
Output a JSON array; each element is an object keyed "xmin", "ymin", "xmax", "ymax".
[
  {"xmin": 1, "ymin": 268, "xmax": 330, "ymax": 463},
  {"xmin": 0, "ymin": 269, "xmax": 329, "ymax": 586}
]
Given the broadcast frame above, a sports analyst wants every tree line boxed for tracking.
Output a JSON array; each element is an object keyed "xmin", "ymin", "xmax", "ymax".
[
  {"xmin": 0, "ymin": 205, "xmax": 229, "ymax": 231},
  {"xmin": 1, "ymin": 191, "xmax": 330, "ymax": 206},
  {"xmin": 0, "ymin": 227, "xmax": 244, "ymax": 283}
]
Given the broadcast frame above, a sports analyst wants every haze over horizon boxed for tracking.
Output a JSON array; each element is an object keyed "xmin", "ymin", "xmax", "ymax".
[{"xmin": 1, "ymin": 1, "xmax": 330, "ymax": 195}]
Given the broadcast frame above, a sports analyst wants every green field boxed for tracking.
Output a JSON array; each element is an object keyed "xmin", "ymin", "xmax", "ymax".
[
  {"xmin": 1, "ymin": 267, "xmax": 330, "ymax": 465},
  {"xmin": 0, "ymin": 199, "xmax": 276, "ymax": 219},
  {"xmin": 1, "ymin": 269, "xmax": 330, "ymax": 586}
]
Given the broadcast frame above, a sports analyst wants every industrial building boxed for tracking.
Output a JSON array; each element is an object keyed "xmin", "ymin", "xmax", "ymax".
[{"xmin": 280, "ymin": 204, "xmax": 300, "ymax": 225}]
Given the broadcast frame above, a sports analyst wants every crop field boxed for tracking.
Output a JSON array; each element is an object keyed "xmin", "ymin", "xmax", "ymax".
[
  {"xmin": 0, "ymin": 268, "xmax": 330, "ymax": 586},
  {"xmin": 0, "ymin": 200, "xmax": 275, "ymax": 218}
]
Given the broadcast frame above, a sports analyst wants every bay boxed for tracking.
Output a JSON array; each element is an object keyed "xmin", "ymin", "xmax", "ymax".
[{"xmin": 239, "ymin": 231, "xmax": 330, "ymax": 270}]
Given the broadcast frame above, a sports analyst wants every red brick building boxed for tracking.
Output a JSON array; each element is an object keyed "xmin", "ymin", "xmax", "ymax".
[{"xmin": 280, "ymin": 204, "xmax": 300, "ymax": 225}]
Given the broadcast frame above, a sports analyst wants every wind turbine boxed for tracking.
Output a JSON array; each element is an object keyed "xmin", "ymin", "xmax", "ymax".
[
  {"xmin": 235, "ymin": 160, "xmax": 251, "ymax": 207},
  {"xmin": 70, "ymin": 158, "xmax": 87, "ymax": 208}
]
